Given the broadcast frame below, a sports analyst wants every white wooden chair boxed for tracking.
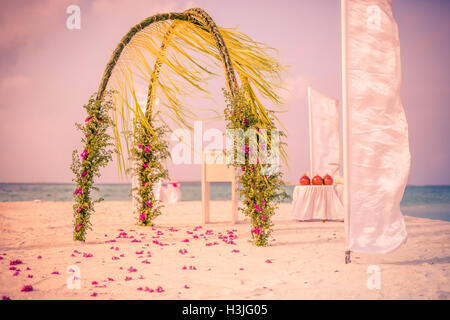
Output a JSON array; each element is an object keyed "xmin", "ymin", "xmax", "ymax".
[{"xmin": 201, "ymin": 149, "xmax": 238, "ymax": 224}]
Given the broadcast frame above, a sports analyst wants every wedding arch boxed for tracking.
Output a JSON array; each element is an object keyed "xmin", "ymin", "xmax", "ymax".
[{"xmin": 71, "ymin": 8, "xmax": 288, "ymax": 246}]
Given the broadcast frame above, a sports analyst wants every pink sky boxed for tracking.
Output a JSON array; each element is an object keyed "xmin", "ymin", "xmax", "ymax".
[{"xmin": 0, "ymin": 0, "xmax": 449, "ymax": 185}]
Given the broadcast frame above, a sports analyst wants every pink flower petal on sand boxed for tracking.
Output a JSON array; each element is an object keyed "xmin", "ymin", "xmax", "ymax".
[
  {"xmin": 21, "ymin": 285, "xmax": 33, "ymax": 292},
  {"xmin": 28, "ymin": 274, "xmax": 33, "ymax": 278},
  {"xmin": 182, "ymin": 239, "xmax": 190, "ymax": 243},
  {"xmin": 125, "ymin": 276, "xmax": 132, "ymax": 281},
  {"xmin": 108, "ymin": 278, "xmax": 114, "ymax": 282},
  {"xmin": 156, "ymin": 286, "xmax": 164, "ymax": 293},
  {"xmin": 184, "ymin": 285, "xmax": 190, "ymax": 289},
  {"xmin": 10, "ymin": 260, "xmax": 23, "ymax": 266},
  {"xmin": 51, "ymin": 271, "xmax": 59, "ymax": 275},
  {"xmin": 91, "ymin": 292, "xmax": 97, "ymax": 297},
  {"xmin": 13, "ymin": 271, "xmax": 20, "ymax": 276},
  {"xmin": 265, "ymin": 259, "xmax": 272, "ymax": 263},
  {"xmin": 128, "ymin": 267, "xmax": 137, "ymax": 273},
  {"xmin": 92, "ymin": 281, "xmax": 98, "ymax": 285},
  {"xmin": 232, "ymin": 250, "xmax": 240, "ymax": 253}
]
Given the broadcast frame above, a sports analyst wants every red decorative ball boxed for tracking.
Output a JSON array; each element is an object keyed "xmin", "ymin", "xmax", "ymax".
[
  {"xmin": 312, "ymin": 174, "xmax": 323, "ymax": 185},
  {"xmin": 323, "ymin": 174, "xmax": 333, "ymax": 185},
  {"xmin": 299, "ymin": 174, "xmax": 310, "ymax": 185}
]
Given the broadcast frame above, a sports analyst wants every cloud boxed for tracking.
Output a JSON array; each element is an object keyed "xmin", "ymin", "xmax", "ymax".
[{"xmin": 0, "ymin": 75, "xmax": 31, "ymax": 91}]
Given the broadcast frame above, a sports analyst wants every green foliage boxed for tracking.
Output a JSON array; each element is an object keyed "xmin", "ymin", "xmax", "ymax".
[
  {"xmin": 70, "ymin": 92, "xmax": 115, "ymax": 241},
  {"xmin": 224, "ymin": 88, "xmax": 289, "ymax": 246},
  {"xmin": 131, "ymin": 120, "xmax": 170, "ymax": 226}
]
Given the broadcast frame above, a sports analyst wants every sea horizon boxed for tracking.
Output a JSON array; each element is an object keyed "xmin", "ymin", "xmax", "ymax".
[{"xmin": 1, "ymin": 183, "xmax": 449, "ymax": 222}]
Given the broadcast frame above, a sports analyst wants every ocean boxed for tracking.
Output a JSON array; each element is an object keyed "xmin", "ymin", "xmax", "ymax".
[{"xmin": 0, "ymin": 183, "xmax": 449, "ymax": 222}]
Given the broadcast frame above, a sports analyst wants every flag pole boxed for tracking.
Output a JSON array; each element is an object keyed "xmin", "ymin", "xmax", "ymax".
[
  {"xmin": 341, "ymin": 0, "xmax": 351, "ymax": 264},
  {"xmin": 307, "ymin": 87, "xmax": 314, "ymax": 177}
]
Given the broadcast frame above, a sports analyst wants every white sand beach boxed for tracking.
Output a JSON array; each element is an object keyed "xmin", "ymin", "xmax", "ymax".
[{"xmin": 0, "ymin": 200, "xmax": 449, "ymax": 300}]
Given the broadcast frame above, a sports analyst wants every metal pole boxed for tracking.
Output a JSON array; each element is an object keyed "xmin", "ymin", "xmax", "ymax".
[
  {"xmin": 341, "ymin": 0, "xmax": 351, "ymax": 264},
  {"xmin": 307, "ymin": 87, "xmax": 314, "ymax": 177}
]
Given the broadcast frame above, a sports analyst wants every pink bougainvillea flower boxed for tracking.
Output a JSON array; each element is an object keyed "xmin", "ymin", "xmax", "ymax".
[
  {"xmin": 28, "ymin": 274, "xmax": 33, "ymax": 278},
  {"xmin": 254, "ymin": 204, "xmax": 262, "ymax": 213},
  {"xmin": 143, "ymin": 163, "xmax": 148, "ymax": 169},
  {"xmin": 85, "ymin": 116, "xmax": 93, "ymax": 123},
  {"xmin": 182, "ymin": 266, "xmax": 187, "ymax": 270},
  {"xmin": 144, "ymin": 287, "xmax": 154, "ymax": 293},
  {"xmin": 91, "ymin": 281, "xmax": 98, "ymax": 285},
  {"xmin": 139, "ymin": 213, "xmax": 146, "ymax": 221},
  {"xmin": 125, "ymin": 276, "xmax": 132, "ymax": 281},
  {"xmin": 265, "ymin": 259, "xmax": 272, "ymax": 263},
  {"xmin": 21, "ymin": 285, "xmax": 33, "ymax": 292},
  {"xmin": 145, "ymin": 201, "xmax": 152, "ymax": 208},
  {"xmin": 51, "ymin": 271, "xmax": 59, "ymax": 275},
  {"xmin": 80, "ymin": 149, "xmax": 88, "ymax": 160},
  {"xmin": 9, "ymin": 260, "xmax": 23, "ymax": 266},
  {"xmin": 141, "ymin": 260, "xmax": 151, "ymax": 264},
  {"xmin": 242, "ymin": 118, "xmax": 248, "ymax": 125},
  {"xmin": 136, "ymin": 250, "xmax": 144, "ymax": 255},
  {"xmin": 2, "ymin": 296, "xmax": 11, "ymax": 300},
  {"xmin": 262, "ymin": 215, "xmax": 267, "ymax": 221},
  {"xmin": 232, "ymin": 249, "xmax": 240, "ymax": 253},
  {"xmin": 13, "ymin": 271, "xmax": 20, "ymax": 276},
  {"xmin": 74, "ymin": 188, "xmax": 82, "ymax": 195},
  {"xmin": 251, "ymin": 228, "xmax": 261, "ymax": 235},
  {"xmin": 90, "ymin": 292, "xmax": 97, "ymax": 297},
  {"xmin": 76, "ymin": 207, "xmax": 82, "ymax": 213},
  {"xmin": 37, "ymin": 256, "xmax": 42, "ymax": 259},
  {"xmin": 182, "ymin": 239, "xmax": 189, "ymax": 243},
  {"xmin": 144, "ymin": 146, "xmax": 151, "ymax": 153},
  {"xmin": 81, "ymin": 171, "xmax": 87, "ymax": 178},
  {"xmin": 108, "ymin": 278, "xmax": 114, "ymax": 281},
  {"xmin": 74, "ymin": 224, "xmax": 82, "ymax": 232},
  {"xmin": 83, "ymin": 253, "xmax": 93, "ymax": 258},
  {"xmin": 137, "ymin": 144, "xmax": 143, "ymax": 149},
  {"xmin": 184, "ymin": 285, "xmax": 190, "ymax": 289},
  {"xmin": 137, "ymin": 287, "xmax": 143, "ymax": 291},
  {"xmin": 156, "ymin": 286, "xmax": 164, "ymax": 293}
]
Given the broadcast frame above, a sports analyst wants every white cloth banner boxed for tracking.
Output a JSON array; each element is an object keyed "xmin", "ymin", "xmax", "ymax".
[
  {"xmin": 346, "ymin": 0, "xmax": 411, "ymax": 253},
  {"xmin": 308, "ymin": 87, "xmax": 340, "ymax": 177}
]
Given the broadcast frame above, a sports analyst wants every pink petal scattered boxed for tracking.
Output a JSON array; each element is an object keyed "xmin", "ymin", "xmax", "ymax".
[
  {"xmin": 184, "ymin": 285, "xmax": 190, "ymax": 289},
  {"xmin": 91, "ymin": 281, "xmax": 98, "ymax": 285},
  {"xmin": 21, "ymin": 285, "xmax": 33, "ymax": 292},
  {"xmin": 128, "ymin": 267, "xmax": 137, "ymax": 273},
  {"xmin": 3, "ymin": 296, "xmax": 11, "ymax": 300},
  {"xmin": 156, "ymin": 286, "xmax": 164, "ymax": 293},
  {"xmin": 10, "ymin": 260, "xmax": 23, "ymax": 266},
  {"xmin": 265, "ymin": 259, "xmax": 272, "ymax": 263},
  {"xmin": 91, "ymin": 292, "xmax": 98, "ymax": 297}
]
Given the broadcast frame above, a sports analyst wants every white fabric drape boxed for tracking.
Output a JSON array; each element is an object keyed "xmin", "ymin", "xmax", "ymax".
[
  {"xmin": 308, "ymin": 87, "xmax": 340, "ymax": 177},
  {"xmin": 345, "ymin": 0, "xmax": 411, "ymax": 253}
]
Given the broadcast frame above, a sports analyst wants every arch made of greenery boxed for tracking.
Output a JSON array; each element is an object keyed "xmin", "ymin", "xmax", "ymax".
[{"xmin": 71, "ymin": 8, "xmax": 288, "ymax": 246}]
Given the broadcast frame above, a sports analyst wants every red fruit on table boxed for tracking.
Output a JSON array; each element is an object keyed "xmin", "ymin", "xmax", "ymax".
[
  {"xmin": 312, "ymin": 174, "xmax": 323, "ymax": 185},
  {"xmin": 323, "ymin": 174, "xmax": 333, "ymax": 185},
  {"xmin": 299, "ymin": 174, "xmax": 310, "ymax": 185}
]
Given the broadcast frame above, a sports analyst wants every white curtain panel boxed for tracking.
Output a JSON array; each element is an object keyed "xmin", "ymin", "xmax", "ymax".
[
  {"xmin": 346, "ymin": 0, "xmax": 411, "ymax": 253},
  {"xmin": 308, "ymin": 87, "xmax": 340, "ymax": 177}
]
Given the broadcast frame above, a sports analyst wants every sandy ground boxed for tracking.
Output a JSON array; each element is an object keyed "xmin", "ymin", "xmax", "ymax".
[{"xmin": 0, "ymin": 200, "xmax": 449, "ymax": 300}]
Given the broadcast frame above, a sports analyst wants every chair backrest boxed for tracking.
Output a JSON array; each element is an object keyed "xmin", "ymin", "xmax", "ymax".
[{"xmin": 203, "ymin": 149, "xmax": 235, "ymax": 182}]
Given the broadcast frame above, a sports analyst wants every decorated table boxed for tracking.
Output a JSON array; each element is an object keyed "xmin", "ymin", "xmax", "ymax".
[{"xmin": 291, "ymin": 185, "xmax": 344, "ymax": 221}]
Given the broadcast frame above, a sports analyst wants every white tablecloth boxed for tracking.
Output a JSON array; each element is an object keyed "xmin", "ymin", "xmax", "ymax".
[
  {"xmin": 291, "ymin": 185, "xmax": 344, "ymax": 221},
  {"xmin": 163, "ymin": 181, "xmax": 181, "ymax": 203}
]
